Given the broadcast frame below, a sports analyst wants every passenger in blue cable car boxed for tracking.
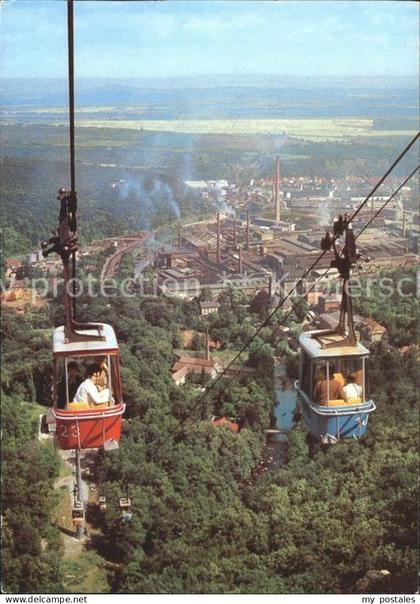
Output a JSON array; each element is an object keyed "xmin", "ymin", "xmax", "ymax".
[
  {"xmin": 313, "ymin": 365, "xmax": 341, "ymax": 405},
  {"xmin": 340, "ymin": 372, "xmax": 362, "ymax": 402}
]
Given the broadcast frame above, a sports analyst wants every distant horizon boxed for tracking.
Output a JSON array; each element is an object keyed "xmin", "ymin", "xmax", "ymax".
[
  {"xmin": 1, "ymin": 73, "xmax": 418, "ymax": 81},
  {"xmin": 0, "ymin": 72, "xmax": 418, "ymax": 88}
]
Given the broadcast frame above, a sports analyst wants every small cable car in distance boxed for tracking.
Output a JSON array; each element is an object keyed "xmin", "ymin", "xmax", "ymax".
[
  {"xmin": 72, "ymin": 500, "xmax": 84, "ymax": 526},
  {"xmin": 295, "ymin": 215, "xmax": 376, "ymax": 442},
  {"xmin": 119, "ymin": 497, "xmax": 133, "ymax": 522}
]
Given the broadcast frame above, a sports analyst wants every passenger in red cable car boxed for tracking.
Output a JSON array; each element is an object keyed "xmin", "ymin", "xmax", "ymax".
[{"xmin": 73, "ymin": 363, "xmax": 110, "ymax": 407}]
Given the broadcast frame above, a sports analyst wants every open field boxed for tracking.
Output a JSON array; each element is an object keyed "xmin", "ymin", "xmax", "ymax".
[
  {"xmin": 2, "ymin": 110, "xmax": 417, "ymax": 140},
  {"xmin": 37, "ymin": 117, "xmax": 417, "ymax": 141}
]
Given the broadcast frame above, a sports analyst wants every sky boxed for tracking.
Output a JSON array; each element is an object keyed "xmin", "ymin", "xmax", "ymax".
[{"xmin": 0, "ymin": 0, "xmax": 418, "ymax": 80}]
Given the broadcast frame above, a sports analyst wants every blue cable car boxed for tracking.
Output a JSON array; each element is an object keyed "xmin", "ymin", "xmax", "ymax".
[
  {"xmin": 295, "ymin": 214, "xmax": 376, "ymax": 442},
  {"xmin": 295, "ymin": 329, "xmax": 376, "ymax": 442}
]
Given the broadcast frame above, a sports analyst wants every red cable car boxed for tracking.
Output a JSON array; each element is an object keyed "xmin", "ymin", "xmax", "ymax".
[
  {"xmin": 51, "ymin": 323, "xmax": 125, "ymax": 450},
  {"xmin": 41, "ymin": 2, "xmax": 126, "ymax": 454}
]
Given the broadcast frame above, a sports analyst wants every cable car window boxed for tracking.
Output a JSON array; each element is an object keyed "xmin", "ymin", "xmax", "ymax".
[
  {"xmin": 312, "ymin": 360, "xmax": 328, "ymax": 404},
  {"xmin": 110, "ymin": 355, "xmax": 122, "ymax": 403},
  {"xmin": 300, "ymin": 352, "xmax": 312, "ymax": 396},
  {"xmin": 308, "ymin": 357, "xmax": 365, "ymax": 405},
  {"xmin": 330, "ymin": 358, "xmax": 363, "ymax": 389},
  {"xmin": 54, "ymin": 355, "xmax": 117, "ymax": 409},
  {"xmin": 336, "ymin": 357, "xmax": 364, "ymax": 402},
  {"xmin": 364, "ymin": 357, "xmax": 370, "ymax": 402}
]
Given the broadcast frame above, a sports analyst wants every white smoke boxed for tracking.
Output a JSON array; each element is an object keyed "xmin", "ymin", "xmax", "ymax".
[
  {"xmin": 117, "ymin": 175, "xmax": 181, "ymax": 224},
  {"xmin": 319, "ymin": 200, "xmax": 332, "ymax": 227}
]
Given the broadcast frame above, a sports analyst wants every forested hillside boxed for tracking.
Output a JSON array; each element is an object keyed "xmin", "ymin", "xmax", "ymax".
[
  {"xmin": 1, "ymin": 264, "xmax": 418, "ymax": 593},
  {"xmin": 1, "ymin": 306, "xmax": 63, "ymax": 591}
]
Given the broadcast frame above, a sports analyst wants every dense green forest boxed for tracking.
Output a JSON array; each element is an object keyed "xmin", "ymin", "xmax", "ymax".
[
  {"xmin": 353, "ymin": 266, "xmax": 419, "ymax": 347},
  {"xmin": 1, "ymin": 262, "xmax": 418, "ymax": 593},
  {"xmin": 1, "ymin": 306, "xmax": 63, "ymax": 592}
]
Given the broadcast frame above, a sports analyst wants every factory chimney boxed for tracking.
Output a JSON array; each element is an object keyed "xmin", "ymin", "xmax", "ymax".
[
  {"xmin": 216, "ymin": 212, "xmax": 221, "ymax": 264},
  {"xmin": 233, "ymin": 217, "xmax": 237, "ymax": 247},
  {"xmin": 153, "ymin": 274, "xmax": 159, "ymax": 297},
  {"xmin": 238, "ymin": 245, "xmax": 243, "ymax": 274},
  {"xmin": 268, "ymin": 274, "xmax": 272, "ymax": 299},
  {"xmin": 402, "ymin": 210, "xmax": 406, "ymax": 238},
  {"xmin": 177, "ymin": 222, "xmax": 182, "ymax": 248},
  {"xmin": 275, "ymin": 156, "xmax": 281, "ymax": 224},
  {"xmin": 246, "ymin": 210, "xmax": 250, "ymax": 249}
]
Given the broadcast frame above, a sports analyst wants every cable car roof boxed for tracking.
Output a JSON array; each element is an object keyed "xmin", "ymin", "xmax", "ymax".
[
  {"xmin": 299, "ymin": 330, "xmax": 369, "ymax": 359},
  {"xmin": 53, "ymin": 323, "xmax": 119, "ymax": 356}
]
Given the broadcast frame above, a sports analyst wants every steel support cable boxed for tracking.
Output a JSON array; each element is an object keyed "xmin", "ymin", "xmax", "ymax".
[
  {"xmin": 67, "ymin": 0, "xmax": 77, "ymax": 318},
  {"xmin": 193, "ymin": 131, "xmax": 419, "ymax": 404},
  {"xmin": 153, "ymin": 252, "xmax": 328, "ymax": 450},
  {"xmin": 210, "ymin": 266, "xmax": 333, "ymax": 389},
  {"xmin": 196, "ymin": 165, "xmax": 419, "ymax": 409},
  {"xmin": 152, "ymin": 132, "xmax": 420, "ymax": 448},
  {"xmin": 227, "ymin": 164, "xmax": 420, "ymax": 389},
  {"xmin": 153, "ymin": 136, "xmax": 419, "ymax": 451},
  {"xmin": 190, "ymin": 165, "xmax": 420, "ymax": 418},
  {"xmin": 349, "ymin": 132, "xmax": 419, "ymax": 224},
  {"xmin": 205, "ymin": 166, "xmax": 420, "ymax": 420},
  {"xmin": 355, "ymin": 165, "xmax": 419, "ymax": 240}
]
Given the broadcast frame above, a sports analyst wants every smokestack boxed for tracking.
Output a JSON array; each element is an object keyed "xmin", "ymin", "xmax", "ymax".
[
  {"xmin": 268, "ymin": 275, "xmax": 272, "ymax": 298},
  {"xmin": 177, "ymin": 222, "xmax": 181, "ymax": 248},
  {"xmin": 246, "ymin": 210, "xmax": 250, "ymax": 249},
  {"xmin": 275, "ymin": 156, "xmax": 281, "ymax": 224},
  {"xmin": 402, "ymin": 210, "xmax": 406, "ymax": 238},
  {"xmin": 216, "ymin": 212, "xmax": 221, "ymax": 264},
  {"xmin": 233, "ymin": 217, "xmax": 237, "ymax": 246},
  {"xmin": 238, "ymin": 245, "xmax": 243, "ymax": 274},
  {"xmin": 205, "ymin": 329, "xmax": 210, "ymax": 361}
]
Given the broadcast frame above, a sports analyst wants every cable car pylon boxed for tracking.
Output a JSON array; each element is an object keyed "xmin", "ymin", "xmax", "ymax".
[{"xmin": 71, "ymin": 449, "xmax": 85, "ymax": 539}]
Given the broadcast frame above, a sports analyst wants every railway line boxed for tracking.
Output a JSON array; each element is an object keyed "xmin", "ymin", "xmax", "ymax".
[{"xmin": 100, "ymin": 233, "xmax": 150, "ymax": 280}]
